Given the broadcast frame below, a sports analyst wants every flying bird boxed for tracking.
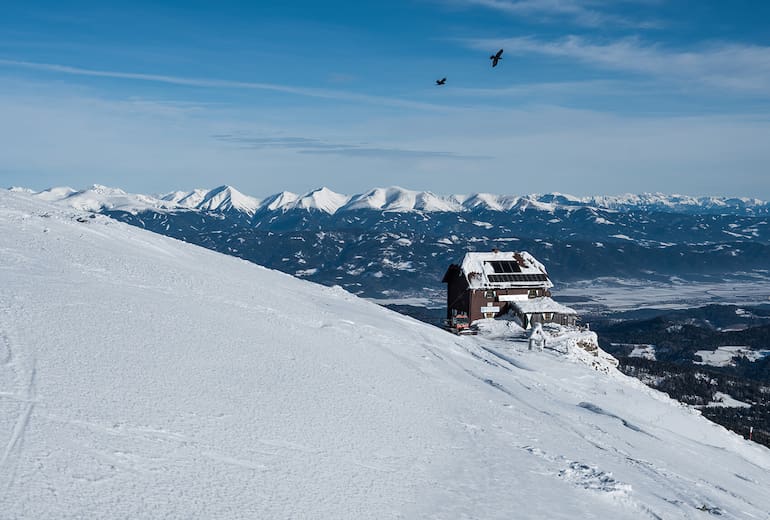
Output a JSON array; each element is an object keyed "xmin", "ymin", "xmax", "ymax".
[
  {"xmin": 436, "ymin": 77, "xmax": 446, "ymax": 86},
  {"xmin": 490, "ymin": 48, "xmax": 504, "ymax": 67}
]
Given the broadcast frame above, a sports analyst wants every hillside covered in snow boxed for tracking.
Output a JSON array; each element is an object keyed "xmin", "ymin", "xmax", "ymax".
[{"xmin": 2, "ymin": 190, "xmax": 770, "ymax": 519}]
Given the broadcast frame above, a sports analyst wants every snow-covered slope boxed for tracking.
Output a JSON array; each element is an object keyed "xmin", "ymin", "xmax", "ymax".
[{"xmin": 2, "ymin": 190, "xmax": 770, "ymax": 519}]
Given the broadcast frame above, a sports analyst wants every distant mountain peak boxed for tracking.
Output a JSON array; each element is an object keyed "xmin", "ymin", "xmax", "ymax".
[
  {"xmin": 291, "ymin": 187, "xmax": 350, "ymax": 214},
  {"xmin": 197, "ymin": 185, "xmax": 260, "ymax": 215},
  {"xmin": 86, "ymin": 184, "xmax": 128, "ymax": 196},
  {"xmin": 160, "ymin": 188, "xmax": 209, "ymax": 208},
  {"xmin": 261, "ymin": 190, "xmax": 299, "ymax": 212}
]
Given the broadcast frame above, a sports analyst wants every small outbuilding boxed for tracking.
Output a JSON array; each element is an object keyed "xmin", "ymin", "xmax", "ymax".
[
  {"xmin": 442, "ymin": 250, "xmax": 577, "ymax": 329},
  {"xmin": 509, "ymin": 296, "xmax": 578, "ymax": 328}
]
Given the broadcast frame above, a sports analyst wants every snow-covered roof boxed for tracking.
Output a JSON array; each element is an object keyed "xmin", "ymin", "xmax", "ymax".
[
  {"xmin": 511, "ymin": 297, "xmax": 577, "ymax": 315},
  {"xmin": 459, "ymin": 251, "xmax": 553, "ymax": 289}
]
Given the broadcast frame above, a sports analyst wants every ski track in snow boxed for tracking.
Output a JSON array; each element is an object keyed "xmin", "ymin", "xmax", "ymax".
[
  {"xmin": 0, "ymin": 321, "xmax": 37, "ymax": 503},
  {"xmin": 577, "ymin": 401, "xmax": 651, "ymax": 436},
  {"xmin": 458, "ymin": 350, "xmax": 658, "ymax": 516}
]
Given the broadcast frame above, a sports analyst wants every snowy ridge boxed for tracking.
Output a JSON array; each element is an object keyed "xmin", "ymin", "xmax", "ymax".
[
  {"xmin": 27, "ymin": 184, "xmax": 770, "ymax": 216},
  {"xmin": 160, "ymin": 188, "xmax": 209, "ymax": 208},
  {"xmin": 3, "ymin": 188, "xmax": 770, "ymax": 518},
  {"xmin": 32, "ymin": 184, "xmax": 176, "ymax": 213},
  {"xmin": 194, "ymin": 185, "xmax": 260, "ymax": 215},
  {"xmin": 259, "ymin": 190, "xmax": 299, "ymax": 212},
  {"xmin": 340, "ymin": 186, "xmax": 463, "ymax": 213}
]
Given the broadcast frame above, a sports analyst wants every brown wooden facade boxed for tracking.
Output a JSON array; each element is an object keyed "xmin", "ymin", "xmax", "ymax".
[{"xmin": 442, "ymin": 263, "xmax": 551, "ymax": 323}]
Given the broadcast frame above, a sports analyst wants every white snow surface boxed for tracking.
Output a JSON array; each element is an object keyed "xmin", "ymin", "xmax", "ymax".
[
  {"xmin": 2, "ymin": 190, "xmax": 770, "ymax": 519},
  {"xmin": 511, "ymin": 297, "xmax": 577, "ymax": 315}
]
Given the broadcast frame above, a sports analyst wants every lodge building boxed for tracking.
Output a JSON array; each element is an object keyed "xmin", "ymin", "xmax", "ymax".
[{"xmin": 442, "ymin": 250, "xmax": 577, "ymax": 329}]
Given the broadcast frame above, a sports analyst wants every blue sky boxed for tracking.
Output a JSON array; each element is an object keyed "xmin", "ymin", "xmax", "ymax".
[{"xmin": 2, "ymin": 0, "xmax": 770, "ymax": 198}]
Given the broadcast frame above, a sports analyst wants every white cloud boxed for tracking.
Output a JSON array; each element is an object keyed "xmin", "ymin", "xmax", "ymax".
[
  {"xmin": 0, "ymin": 58, "xmax": 452, "ymax": 112},
  {"xmin": 464, "ymin": 36, "xmax": 770, "ymax": 93},
  {"xmin": 450, "ymin": 0, "xmax": 660, "ymax": 28}
]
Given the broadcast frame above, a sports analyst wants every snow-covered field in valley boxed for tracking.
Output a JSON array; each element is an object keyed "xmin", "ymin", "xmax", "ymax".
[
  {"xmin": 695, "ymin": 346, "xmax": 770, "ymax": 367},
  {"xmin": 558, "ymin": 278, "xmax": 770, "ymax": 313},
  {"xmin": 2, "ymin": 190, "xmax": 770, "ymax": 519}
]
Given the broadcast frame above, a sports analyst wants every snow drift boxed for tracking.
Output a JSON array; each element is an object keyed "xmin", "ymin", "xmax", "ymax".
[{"xmin": 1, "ymin": 189, "xmax": 770, "ymax": 519}]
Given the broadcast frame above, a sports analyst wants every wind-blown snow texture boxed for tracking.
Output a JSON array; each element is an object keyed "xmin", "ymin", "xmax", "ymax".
[{"xmin": 2, "ymin": 190, "xmax": 770, "ymax": 519}]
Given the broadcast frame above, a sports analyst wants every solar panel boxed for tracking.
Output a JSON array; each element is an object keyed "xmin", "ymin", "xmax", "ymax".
[
  {"xmin": 486, "ymin": 261, "xmax": 522, "ymax": 274},
  {"xmin": 487, "ymin": 273, "xmax": 549, "ymax": 283}
]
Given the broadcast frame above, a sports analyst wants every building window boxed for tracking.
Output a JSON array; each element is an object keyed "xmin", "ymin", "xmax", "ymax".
[
  {"xmin": 484, "ymin": 290, "xmax": 496, "ymax": 299},
  {"xmin": 528, "ymin": 289, "xmax": 538, "ymax": 298}
]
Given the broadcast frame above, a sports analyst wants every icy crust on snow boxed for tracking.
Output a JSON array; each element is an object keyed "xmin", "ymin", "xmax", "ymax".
[
  {"xmin": 474, "ymin": 320, "xmax": 618, "ymax": 374},
  {"xmin": 473, "ymin": 316, "xmax": 526, "ymax": 338},
  {"xmin": 543, "ymin": 325, "xmax": 620, "ymax": 375},
  {"xmin": 3, "ymin": 190, "xmax": 770, "ymax": 519}
]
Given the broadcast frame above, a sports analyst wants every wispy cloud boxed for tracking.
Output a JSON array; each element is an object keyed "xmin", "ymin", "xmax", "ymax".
[
  {"xmin": 463, "ymin": 36, "xmax": 770, "ymax": 93},
  {"xmin": 213, "ymin": 134, "xmax": 487, "ymax": 160},
  {"xmin": 448, "ymin": 78, "xmax": 636, "ymax": 98},
  {"xmin": 0, "ymin": 58, "xmax": 451, "ymax": 112},
  {"xmin": 451, "ymin": 0, "xmax": 661, "ymax": 29}
]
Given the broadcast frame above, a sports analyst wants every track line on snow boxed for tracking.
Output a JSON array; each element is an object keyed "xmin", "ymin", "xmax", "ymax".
[
  {"xmin": 0, "ymin": 333, "xmax": 11, "ymax": 365},
  {"xmin": 0, "ymin": 355, "xmax": 36, "ymax": 501},
  {"xmin": 495, "ymin": 358, "xmax": 738, "ymax": 518},
  {"xmin": 480, "ymin": 345, "xmax": 535, "ymax": 371}
]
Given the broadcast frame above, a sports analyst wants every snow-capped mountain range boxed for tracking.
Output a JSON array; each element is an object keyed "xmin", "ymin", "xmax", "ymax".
[
  {"xmin": 19, "ymin": 184, "xmax": 770, "ymax": 216},
  {"xmin": 9, "ymin": 184, "xmax": 770, "ymax": 303},
  {"xmin": 3, "ymin": 188, "xmax": 770, "ymax": 518}
]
